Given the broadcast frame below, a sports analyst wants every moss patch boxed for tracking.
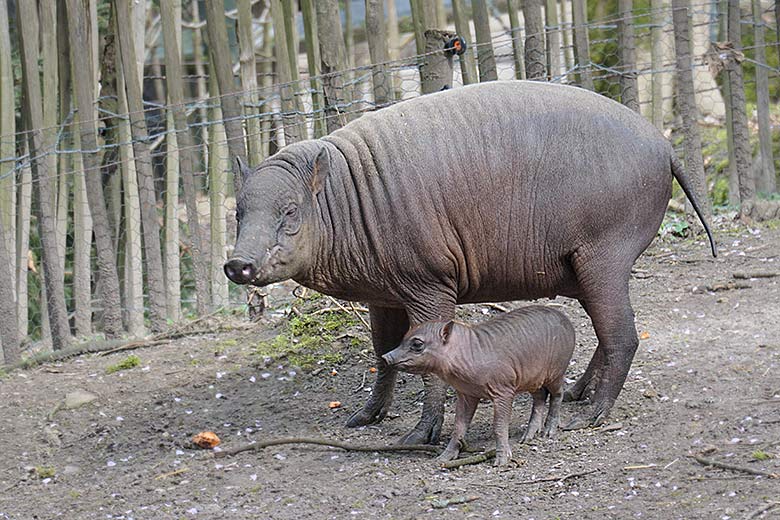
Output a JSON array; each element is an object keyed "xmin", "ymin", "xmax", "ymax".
[{"xmin": 106, "ymin": 355, "xmax": 141, "ymax": 374}]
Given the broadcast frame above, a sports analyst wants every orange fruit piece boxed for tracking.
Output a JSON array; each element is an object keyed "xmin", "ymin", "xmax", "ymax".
[
  {"xmin": 192, "ymin": 431, "xmax": 221, "ymax": 449},
  {"xmin": 328, "ymin": 401, "xmax": 342, "ymax": 409}
]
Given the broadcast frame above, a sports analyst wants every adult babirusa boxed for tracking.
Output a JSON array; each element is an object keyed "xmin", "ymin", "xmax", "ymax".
[{"xmin": 225, "ymin": 81, "xmax": 716, "ymax": 444}]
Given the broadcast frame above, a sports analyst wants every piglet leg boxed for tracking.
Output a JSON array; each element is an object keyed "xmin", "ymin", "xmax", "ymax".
[
  {"xmin": 520, "ymin": 389, "xmax": 548, "ymax": 443},
  {"xmin": 543, "ymin": 381, "xmax": 564, "ymax": 437},
  {"xmin": 492, "ymin": 394, "xmax": 514, "ymax": 466},
  {"xmin": 438, "ymin": 393, "xmax": 479, "ymax": 462}
]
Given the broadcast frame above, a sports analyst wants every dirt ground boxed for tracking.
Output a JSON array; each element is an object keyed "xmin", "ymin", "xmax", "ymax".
[{"xmin": 1, "ymin": 214, "xmax": 779, "ymax": 520}]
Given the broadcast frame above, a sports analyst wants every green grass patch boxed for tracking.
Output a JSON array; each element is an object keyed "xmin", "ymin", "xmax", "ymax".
[
  {"xmin": 751, "ymin": 450, "xmax": 772, "ymax": 461},
  {"xmin": 105, "ymin": 354, "xmax": 141, "ymax": 374},
  {"xmin": 35, "ymin": 466, "xmax": 56, "ymax": 479},
  {"xmin": 254, "ymin": 306, "xmax": 364, "ymax": 370}
]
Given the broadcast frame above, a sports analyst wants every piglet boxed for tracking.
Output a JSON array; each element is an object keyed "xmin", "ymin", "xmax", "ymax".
[{"xmin": 383, "ymin": 305, "xmax": 575, "ymax": 466}]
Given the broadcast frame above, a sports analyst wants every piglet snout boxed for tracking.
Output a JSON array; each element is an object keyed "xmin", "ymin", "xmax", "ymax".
[{"xmin": 381, "ymin": 352, "xmax": 397, "ymax": 366}]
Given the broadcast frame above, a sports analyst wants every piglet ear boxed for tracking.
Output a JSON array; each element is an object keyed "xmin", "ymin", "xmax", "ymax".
[
  {"xmin": 311, "ymin": 146, "xmax": 330, "ymax": 196},
  {"xmin": 441, "ymin": 320, "xmax": 455, "ymax": 344},
  {"xmin": 234, "ymin": 156, "xmax": 252, "ymax": 193}
]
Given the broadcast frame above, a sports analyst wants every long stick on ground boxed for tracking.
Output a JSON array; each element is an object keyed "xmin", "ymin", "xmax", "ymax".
[
  {"xmin": 214, "ymin": 438, "xmax": 441, "ymax": 458},
  {"xmin": 692, "ymin": 455, "xmax": 779, "ymax": 478}
]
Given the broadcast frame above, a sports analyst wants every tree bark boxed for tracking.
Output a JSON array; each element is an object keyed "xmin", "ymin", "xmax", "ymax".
[
  {"xmin": 560, "ymin": 0, "xmax": 574, "ymax": 75},
  {"xmin": 270, "ymin": 0, "xmax": 305, "ymax": 144},
  {"xmin": 523, "ymin": 0, "xmax": 546, "ymax": 80},
  {"xmin": 672, "ymin": 0, "xmax": 712, "ymax": 223},
  {"xmin": 160, "ymin": 0, "xmax": 211, "ymax": 317},
  {"xmin": 718, "ymin": 0, "xmax": 739, "ymax": 205},
  {"xmin": 385, "ymin": 0, "xmax": 403, "ymax": 98},
  {"xmin": 15, "ymin": 145, "xmax": 32, "ymax": 338},
  {"xmin": 545, "ymin": 0, "xmax": 561, "ymax": 79},
  {"xmin": 507, "ymin": 0, "xmax": 525, "ymax": 80},
  {"xmin": 421, "ymin": 29, "xmax": 458, "ymax": 94},
  {"xmin": 409, "ymin": 0, "xmax": 427, "ymax": 55},
  {"xmin": 726, "ymin": 0, "xmax": 755, "ymax": 210},
  {"xmin": 0, "ymin": 0, "xmax": 15, "ymax": 289},
  {"xmin": 203, "ymin": 0, "xmax": 248, "ymax": 195},
  {"xmin": 344, "ymin": 0, "xmax": 355, "ymax": 69},
  {"xmin": 302, "ymin": 0, "xmax": 327, "ymax": 136},
  {"xmin": 751, "ymin": 0, "xmax": 776, "ymax": 193},
  {"xmin": 452, "ymin": 0, "xmax": 478, "ymax": 84},
  {"xmin": 365, "ymin": 0, "xmax": 392, "ymax": 106},
  {"xmin": 17, "ymin": 0, "xmax": 70, "ymax": 350},
  {"xmin": 0, "ymin": 215, "xmax": 19, "ymax": 364},
  {"xmin": 618, "ymin": 0, "xmax": 639, "ymax": 112},
  {"xmin": 238, "ymin": 0, "xmax": 265, "ymax": 159},
  {"xmin": 471, "ymin": 0, "xmax": 498, "ymax": 81},
  {"xmin": 571, "ymin": 0, "xmax": 593, "ymax": 89},
  {"xmin": 190, "ymin": 1, "xmax": 210, "ymax": 166},
  {"xmin": 114, "ymin": 0, "xmax": 167, "ymax": 333},
  {"xmin": 208, "ymin": 74, "xmax": 229, "ymax": 309},
  {"xmin": 650, "ymin": 0, "xmax": 665, "ymax": 128},
  {"xmin": 317, "ymin": 0, "xmax": 351, "ymax": 133}
]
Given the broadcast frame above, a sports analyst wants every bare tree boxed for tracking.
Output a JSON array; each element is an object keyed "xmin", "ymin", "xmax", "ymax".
[
  {"xmin": 506, "ymin": 0, "xmax": 525, "ymax": 79},
  {"xmin": 571, "ymin": 0, "xmax": 593, "ymax": 89},
  {"xmin": 545, "ymin": 0, "xmax": 562, "ymax": 79},
  {"xmin": 650, "ymin": 0, "xmax": 666, "ymax": 128},
  {"xmin": 471, "ymin": 0, "xmax": 498, "ymax": 81},
  {"xmin": 160, "ymin": 0, "xmax": 211, "ymax": 317},
  {"xmin": 208, "ymin": 73, "xmax": 229, "ymax": 309},
  {"xmin": 17, "ymin": 0, "xmax": 70, "ymax": 350},
  {"xmin": 751, "ymin": 0, "xmax": 776, "ymax": 193},
  {"xmin": 114, "ymin": 0, "xmax": 167, "ymax": 333},
  {"xmin": 523, "ymin": 0, "xmax": 546, "ymax": 80},
  {"xmin": 67, "ymin": 0, "xmax": 122, "ymax": 338},
  {"xmin": 365, "ymin": 0, "xmax": 392, "ymax": 106},
  {"xmin": 270, "ymin": 0, "xmax": 305, "ymax": 143},
  {"xmin": 725, "ymin": 0, "xmax": 754, "ymax": 211},
  {"xmin": 452, "ymin": 0, "xmax": 478, "ymax": 84},
  {"xmin": 238, "ymin": 0, "xmax": 265, "ymax": 160},
  {"xmin": 317, "ymin": 0, "xmax": 351, "ymax": 133},
  {"xmin": 0, "ymin": 215, "xmax": 19, "ymax": 364},
  {"xmin": 204, "ymin": 0, "xmax": 248, "ymax": 194},
  {"xmin": 672, "ymin": 0, "xmax": 711, "ymax": 223},
  {"xmin": 0, "ymin": 0, "xmax": 15, "ymax": 285},
  {"xmin": 302, "ymin": 0, "xmax": 327, "ymax": 137},
  {"xmin": 617, "ymin": 0, "xmax": 639, "ymax": 111}
]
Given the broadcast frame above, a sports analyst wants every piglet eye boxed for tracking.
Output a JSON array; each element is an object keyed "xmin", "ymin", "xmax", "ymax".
[
  {"xmin": 285, "ymin": 205, "xmax": 298, "ymax": 218},
  {"xmin": 282, "ymin": 204, "xmax": 301, "ymax": 235},
  {"xmin": 410, "ymin": 338, "xmax": 425, "ymax": 353}
]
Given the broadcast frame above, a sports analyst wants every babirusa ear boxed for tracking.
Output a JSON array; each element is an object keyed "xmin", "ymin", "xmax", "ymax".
[
  {"xmin": 233, "ymin": 156, "xmax": 252, "ymax": 193},
  {"xmin": 311, "ymin": 146, "xmax": 330, "ymax": 196},
  {"xmin": 441, "ymin": 321, "xmax": 455, "ymax": 344}
]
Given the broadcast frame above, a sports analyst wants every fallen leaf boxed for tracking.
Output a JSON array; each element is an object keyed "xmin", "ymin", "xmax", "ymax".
[
  {"xmin": 639, "ymin": 331, "xmax": 650, "ymax": 340},
  {"xmin": 328, "ymin": 401, "xmax": 342, "ymax": 409},
  {"xmin": 331, "ymin": 369, "xmax": 338, "ymax": 376},
  {"xmin": 192, "ymin": 431, "xmax": 221, "ymax": 449}
]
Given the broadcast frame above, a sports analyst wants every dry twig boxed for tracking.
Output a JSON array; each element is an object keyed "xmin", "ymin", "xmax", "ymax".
[
  {"xmin": 691, "ymin": 455, "xmax": 779, "ymax": 478},
  {"xmin": 746, "ymin": 501, "xmax": 780, "ymax": 519},
  {"xmin": 441, "ymin": 450, "xmax": 496, "ymax": 469},
  {"xmin": 213, "ymin": 437, "xmax": 440, "ymax": 458},
  {"xmin": 514, "ymin": 468, "xmax": 599, "ymax": 485},
  {"xmin": 733, "ymin": 271, "xmax": 778, "ymax": 280}
]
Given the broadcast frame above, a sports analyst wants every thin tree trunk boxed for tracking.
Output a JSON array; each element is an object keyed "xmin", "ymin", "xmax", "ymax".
[
  {"xmin": 16, "ymin": 145, "xmax": 32, "ymax": 338},
  {"xmin": 0, "ymin": 0, "xmax": 15, "ymax": 288},
  {"xmin": 259, "ymin": 17, "xmax": 273, "ymax": 153},
  {"xmin": 545, "ymin": 0, "xmax": 562, "ymax": 79},
  {"xmin": 302, "ymin": 0, "xmax": 327, "ymax": 136},
  {"xmin": 752, "ymin": 0, "xmax": 775, "ymax": 193},
  {"xmin": 67, "ymin": 0, "xmax": 122, "ymax": 338},
  {"xmin": 204, "ymin": 0, "xmax": 248, "ymax": 195},
  {"xmin": 386, "ymin": 0, "xmax": 403, "ymax": 97},
  {"xmin": 317, "ymin": 0, "xmax": 350, "ymax": 133},
  {"xmin": 345, "ymin": 0, "xmax": 354, "ymax": 68},
  {"xmin": 507, "ymin": 0, "xmax": 525, "ymax": 80},
  {"xmin": 161, "ymin": 0, "xmax": 211, "ymax": 317},
  {"xmin": 270, "ymin": 0, "xmax": 305, "ymax": 144},
  {"xmin": 650, "ymin": 0, "xmax": 665, "ymax": 128},
  {"xmin": 410, "ymin": 0, "xmax": 427, "ymax": 56},
  {"xmin": 672, "ymin": 0, "xmax": 711, "ymax": 223},
  {"xmin": 238, "ymin": 0, "xmax": 265, "ymax": 161},
  {"xmin": 191, "ymin": 1, "xmax": 209, "ymax": 168},
  {"xmin": 17, "ymin": 0, "xmax": 70, "ymax": 350},
  {"xmin": 471, "ymin": 0, "xmax": 498, "ymax": 81},
  {"xmin": 208, "ymin": 74, "xmax": 229, "ymax": 309},
  {"xmin": 0, "ymin": 215, "xmax": 19, "ymax": 364},
  {"xmin": 117, "ymin": 70, "xmax": 145, "ymax": 338},
  {"xmin": 571, "ymin": 0, "xmax": 593, "ymax": 89},
  {"xmin": 618, "ymin": 0, "xmax": 639, "ymax": 111},
  {"xmin": 72, "ymin": 134, "xmax": 92, "ymax": 336},
  {"xmin": 726, "ymin": 0, "xmax": 755, "ymax": 210},
  {"xmin": 452, "ymin": 0, "xmax": 478, "ymax": 84},
  {"xmin": 524, "ymin": 0, "xmax": 546, "ymax": 80},
  {"xmin": 114, "ymin": 0, "xmax": 167, "ymax": 333},
  {"xmin": 365, "ymin": 0, "xmax": 392, "ymax": 106},
  {"xmin": 718, "ymin": 0, "xmax": 739, "ymax": 204},
  {"xmin": 421, "ymin": 29, "xmax": 458, "ymax": 93}
]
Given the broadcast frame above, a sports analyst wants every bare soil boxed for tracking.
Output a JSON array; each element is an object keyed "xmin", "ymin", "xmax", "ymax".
[{"xmin": 1, "ymin": 215, "xmax": 779, "ymax": 520}]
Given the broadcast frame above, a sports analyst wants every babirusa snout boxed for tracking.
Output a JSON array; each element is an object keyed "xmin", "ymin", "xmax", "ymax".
[{"xmin": 224, "ymin": 256, "xmax": 257, "ymax": 285}]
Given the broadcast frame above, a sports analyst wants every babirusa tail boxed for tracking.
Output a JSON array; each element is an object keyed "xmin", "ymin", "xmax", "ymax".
[{"xmin": 670, "ymin": 155, "xmax": 717, "ymax": 257}]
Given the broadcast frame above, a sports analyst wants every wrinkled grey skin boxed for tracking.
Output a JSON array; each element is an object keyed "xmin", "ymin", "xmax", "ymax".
[
  {"xmin": 383, "ymin": 306, "xmax": 575, "ymax": 465},
  {"xmin": 225, "ymin": 80, "xmax": 716, "ymax": 445}
]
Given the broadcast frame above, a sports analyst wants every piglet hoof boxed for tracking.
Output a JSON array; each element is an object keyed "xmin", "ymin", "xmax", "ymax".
[
  {"xmin": 494, "ymin": 449, "xmax": 512, "ymax": 466},
  {"xmin": 542, "ymin": 426, "xmax": 558, "ymax": 439},
  {"xmin": 437, "ymin": 448, "xmax": 460, "ymax": 463},
  {"xmin": 520, "ymin": 426, "xmax": 540, "ymax": 444}
]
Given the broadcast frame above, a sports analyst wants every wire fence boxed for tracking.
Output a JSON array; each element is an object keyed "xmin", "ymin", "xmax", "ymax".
[{"xmin": 0, "ymin": 1, "xmax": 778, "ymax": 353}]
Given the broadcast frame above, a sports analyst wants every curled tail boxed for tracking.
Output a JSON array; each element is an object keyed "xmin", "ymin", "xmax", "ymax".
[{"xmin": 670, "ymin": 155, "xmax": 717, "ymax": 257}]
